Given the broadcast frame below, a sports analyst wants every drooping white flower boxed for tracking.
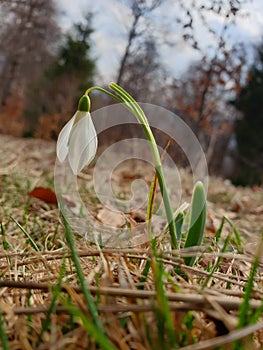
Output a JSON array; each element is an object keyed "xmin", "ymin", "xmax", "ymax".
[{"xmin": 56, "ymin": 95, "xmax": 98, "ymax": 175}]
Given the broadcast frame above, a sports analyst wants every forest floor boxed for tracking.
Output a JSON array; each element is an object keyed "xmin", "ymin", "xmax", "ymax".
[{"xmin": 0, "ymin": 133, "xmax": 263, "ymax": 349}]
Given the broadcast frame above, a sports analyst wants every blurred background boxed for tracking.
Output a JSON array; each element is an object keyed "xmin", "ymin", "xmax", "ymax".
[{"xmin": 0, "ymin": 0, "xmax": 262, "ymax": 186}]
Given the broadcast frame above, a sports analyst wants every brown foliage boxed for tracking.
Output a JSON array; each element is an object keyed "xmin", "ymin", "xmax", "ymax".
[
  {"xmin": 0, "ymin": 94, "xmax": 71, "ymax": 141},
  {"xmin": 0, "ymin": 95, "xmax": 26, "ymax": 136},
  {"xmin": 35, "ymin": 113, "xmax": 70, "ymax": 140}
]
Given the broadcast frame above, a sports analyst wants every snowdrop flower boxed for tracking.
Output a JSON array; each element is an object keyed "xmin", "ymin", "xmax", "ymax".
[{"xmin": 56, "ymin": 95, "xmax": 98, "ymax": 174}]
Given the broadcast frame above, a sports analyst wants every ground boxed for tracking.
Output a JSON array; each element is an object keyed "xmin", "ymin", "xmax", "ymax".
[{"xmin": 0, "ymin": 133, "xmax": 263, "ymax": 349}]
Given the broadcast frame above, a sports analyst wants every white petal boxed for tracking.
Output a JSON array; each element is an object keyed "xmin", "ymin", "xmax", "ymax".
[
  {"xmin": 56, "ymin": 113, "xmax": 76, "ymax": 162},
  {"xmin": 68, "ymin": 113, "xmax": 98, "ymax": 174}
]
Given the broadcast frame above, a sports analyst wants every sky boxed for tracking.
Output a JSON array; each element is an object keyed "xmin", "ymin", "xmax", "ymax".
[{"xmin": 56, "ymin": 0, "xmax": 263, "ymax": 83}]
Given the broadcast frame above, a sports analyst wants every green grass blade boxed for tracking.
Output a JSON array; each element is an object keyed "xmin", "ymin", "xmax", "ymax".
[
  {"xmin": 0, "ymin": 223, "xmax": 11, "ymax": 265},
  {"xmin": 0, "ymin": 223, "xmax": 9, "ymax": 250},
  {"xmin": 238, "ymin": 232, "xmax": 263, "ymax": 328},
  {"xmin": 175, "ymin": 212, "xmax": 184, "ymax": 242},
  {"xmin": 184, "ymin": 181, "xmax": 207, "ymax": 266},
  {"xmin": 146, "ymin": 168, "xmax": 158, "ymax": 237},
  {"xmin": 215, "ymin": 216, "xmax": 242, "ymax": 248},
  {"xmin": 215, "ymin": 216, "xmax": 225, "ymax": 242},
  {"xmin": 61, "ymin": 297, "xmax": 117, "ymax": 350},
  {"xmin": 202, "ymin": 233, "xmax": 231, "ymax": 289},
  {"xmin": 249, "ymin": 301, "xmax": 263, "ymax": 325},
  {"xmin": 36, "ymin": 258, "xmax": 66, "ymax": 348},
  {"xmin": 138, "ymin": 259, "xmax": 151, "ymax": 290},
  {"xmin": 151, "ymin": 246, "xmax": 177, "ymax": 347},
  {"xmin": 138, "ymin": 239, "xmax": 157, "ymax": 290},
  {"xmin": 155, "ymin": 165, "xmax": 178, "ymax": 248},
  {"xmin": 224, "ymin": 216, "xmax": 242, "ymax": 247},
  {"xmin": 10, "ymin": 216, "xmax": 40, "ymax": 252},
  {"xmin": 232, "ymin": 233, "xmax": 263, "ymax": 350},
  {"xmin": 61, "ymin": 215, "xmax": 105, "ymax": 335},
  {"xmin": 0, "ymin": 309, "xmax": 10, "ymax": 350}
]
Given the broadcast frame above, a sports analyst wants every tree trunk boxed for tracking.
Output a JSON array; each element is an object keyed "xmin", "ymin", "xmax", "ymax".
[{"xmin": 116, "ymin": 14, "xmax": 140, "ymax": 86}]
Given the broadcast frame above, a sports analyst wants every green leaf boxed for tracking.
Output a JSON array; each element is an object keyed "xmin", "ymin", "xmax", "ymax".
[{"xmin": 184, "ymin": 181, "xmax": 207, "ymax": 266}]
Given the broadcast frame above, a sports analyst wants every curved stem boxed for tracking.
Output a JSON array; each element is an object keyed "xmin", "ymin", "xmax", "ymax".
[
  {"xmin": 85, "ymin": 86, "xmax": 123, "ymax": 104},
  {"xmin": 108, "ymin": 83, "xmax": 177, "ymax": 249},
  {"xmin": 85, "ymin": 83, "xmax": 177, "ymax": 248},
  {"xmin": 109, "ymin": 83, "xmax": 149, "ymax": 126},
  {"xmin": 85, "ymin": 86, "xmax": 142, "ymax": 124}
]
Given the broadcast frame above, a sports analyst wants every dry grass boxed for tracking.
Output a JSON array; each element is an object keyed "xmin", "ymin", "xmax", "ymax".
[{"xmin": 1, "ymin": 134, "xmax": 263, "ymax": 349}]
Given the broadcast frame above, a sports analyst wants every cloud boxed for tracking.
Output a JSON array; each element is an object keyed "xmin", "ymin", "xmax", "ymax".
[{"xmin": 56, "ymin": 0, "xmax": 263, "ymax": 83}]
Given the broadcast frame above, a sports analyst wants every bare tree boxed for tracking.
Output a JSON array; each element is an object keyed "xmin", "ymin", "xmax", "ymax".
[
  {"xmin": 115, "ymin": 0, "xmax": 251, "ymax": 103},
  {"xmin": 168, "ymin": 42, "xmax": 247, "ymax": 172},
  {"xmin": 119, "ymin": 37, "xmax": 165, "ymax": 102},
  {"xmin": 116, "ymin": 0, "xmax": 162, "ymax": 85},
  {"xmin": 0, "ymin": 0, "xmax": 60, "ymax": 106}
]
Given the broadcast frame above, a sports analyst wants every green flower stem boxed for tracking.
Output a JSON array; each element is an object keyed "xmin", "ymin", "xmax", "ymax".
[
  {"xmin": 109, "ymin": 83, "xmax": 149, "ymax": 126},
  {"xmin": 85, "ymin": 86, "xmax": 123, "ymax": 105},
  {"xmin": 109, "ymin": 84, "xmax": 177, "ymax": 249},
  {"xmin": 85, "ymin": 85, "xmax": 148, "ymax": 128},
  {"xmin": 86, "ymin": 83, "xmax": 177, "ymax": 248}
]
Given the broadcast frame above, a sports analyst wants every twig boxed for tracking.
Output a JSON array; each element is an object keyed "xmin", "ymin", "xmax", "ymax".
[
  {"xmin": 0, "ymin": 280, "xmax": 262, "ymax": 311},
  {"xmin": 179, "ymin": 322, "xmax": 263, "ymax": 350},
  {"xmin": 0, "ymin": 303, "xmax": 223, "ymax": 316}
]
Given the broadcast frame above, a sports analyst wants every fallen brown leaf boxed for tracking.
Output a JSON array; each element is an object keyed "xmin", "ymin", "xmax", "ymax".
[{"xmin": 28, "ymin": 187, "xmax": 57, "ymax": 205}]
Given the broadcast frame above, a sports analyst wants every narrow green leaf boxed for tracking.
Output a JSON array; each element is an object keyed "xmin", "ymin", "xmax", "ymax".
[
  {"xmin": 10, "ymin": 216, "xmax": 40, "ymax": 252},
  {"xmin": 184, "ymin": 181, "xmax": 207, "ymax": 266}
]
